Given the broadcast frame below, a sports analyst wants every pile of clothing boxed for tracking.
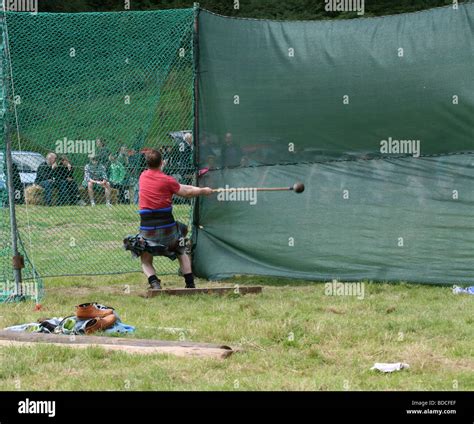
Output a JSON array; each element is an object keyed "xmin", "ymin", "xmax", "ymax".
[{"xmin": 5, "ymin": 303, "xmax": 135, "ymax": 335}]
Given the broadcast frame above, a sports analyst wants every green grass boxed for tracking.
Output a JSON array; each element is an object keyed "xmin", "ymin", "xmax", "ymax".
[
  {"xmin": 0, "ymin": 275, "xmax": 472, "ymax": 391},
  {"xmin": 13, "ymin": 204, "xmax": 192, "ymax": 277}
]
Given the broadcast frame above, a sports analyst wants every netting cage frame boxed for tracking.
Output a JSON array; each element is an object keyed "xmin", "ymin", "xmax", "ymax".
[{"xmin": 0, "ymin": 4, "xmax": 202, "ymax": 301}]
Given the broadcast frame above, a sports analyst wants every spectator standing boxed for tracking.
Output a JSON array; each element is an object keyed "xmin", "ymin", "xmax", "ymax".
[
  {"xmin": 128, "ymin": 149, "xmax": 147, "ymax": 205},
  {"xmin": 108, "ymin": 154, "xmax": 127, "ymax": 204},
  {"xmin": 181, "ymin": 133, "xmax": 194, "ymax": 185}
]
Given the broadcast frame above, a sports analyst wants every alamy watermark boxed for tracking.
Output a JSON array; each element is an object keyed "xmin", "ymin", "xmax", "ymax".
[
  {"xmin": 4, "ymin": 0, "xmax": 38, "ymax": 15},
  {"xmin": 55, "ymin": 137, "xmax": 96, "ymax": 156},
  {"xmin": 325, "ymin": 0, "xmax": 365, "ymax": 16},
  {"xmin": 380, "ymin": 137, "xmax": 421, "ymax": 158},
  {"xmin": 216, "ymin": 185, "xmax": 257, "ymax": 206},
  {"xmin": 18, "ymin": 399, "xmax": 55, "ymax": 418},
  {"xmin": 325, "ymin": 279, "xmax": 365, "ymax": 300},
  {"xmin": 0, "ymin": 280, "xmax": 37, "ymax": 297}
]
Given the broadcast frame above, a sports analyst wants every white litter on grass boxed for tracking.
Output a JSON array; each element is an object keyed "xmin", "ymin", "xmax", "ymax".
[
  {"xmin": 452, "ymin": 286, "xmax": 474, "ymax": 295},
  {"xmin": 371, "ymin": 363, "xmax": 410, "ymax": 373}
]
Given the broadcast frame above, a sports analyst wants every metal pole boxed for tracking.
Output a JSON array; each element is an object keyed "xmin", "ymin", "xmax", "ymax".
[
  {"xmin": 193, "ymin": 3, "xmax": 200, "ymax": 170},
  {"xmin": 5, "ymin": 132, "xmax": 22, "ymax": 292},
  {"xmin": 192, "ymin": 3, "xmax": 201, "ymax": 236},
  {"xmin": 1, "ymin": 4, "xmax": 23, "ymax": 295}
]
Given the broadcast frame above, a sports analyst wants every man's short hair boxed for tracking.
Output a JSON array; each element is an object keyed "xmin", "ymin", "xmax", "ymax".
[{"xmin": 145, "ymin": 149, "xmax": 162, "ymax": 169}]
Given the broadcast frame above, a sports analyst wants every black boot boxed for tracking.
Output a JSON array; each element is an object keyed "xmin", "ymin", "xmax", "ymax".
[
  {"xmin": 184, "ymin": 273, "xmax": 195, "ymax": 289},
  {"xmin": 148, "ymin": 275, "xmax": 162, "ymax": 290},
  {"xmin": 150, "ymin": 281, "xmax": 162, "ymax": 290}
]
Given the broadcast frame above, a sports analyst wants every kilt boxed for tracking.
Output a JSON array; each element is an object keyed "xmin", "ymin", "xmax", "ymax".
[{"xmin": 124, "ymin": 221, "xmax": 188, "ymax": 260}]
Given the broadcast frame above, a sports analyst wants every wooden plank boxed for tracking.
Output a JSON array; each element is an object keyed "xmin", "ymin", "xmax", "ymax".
[
  {"xmin": 0, "ymin": 330, "xmax": 233, "ymax": 359},
  {"xmin": 146, "ymin": 286, "xmax": 263, "ymax": 298},
  {"xmin": 0, "ymin": 340, "xmax": 230, "ymax": 358}
]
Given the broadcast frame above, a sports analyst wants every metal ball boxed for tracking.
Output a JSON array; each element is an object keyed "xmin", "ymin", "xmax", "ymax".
[{"xmin": 293, "ymin": 182, "xmax": 305, "ymax": 193}]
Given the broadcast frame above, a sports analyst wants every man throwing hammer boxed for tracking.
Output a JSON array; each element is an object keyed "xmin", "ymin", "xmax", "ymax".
[{"xmin": 124, "ymin": 149, "xmax": 212, "ymax": 290}]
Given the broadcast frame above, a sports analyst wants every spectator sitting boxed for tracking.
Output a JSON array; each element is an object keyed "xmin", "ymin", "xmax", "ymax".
[
  {"xmin": 108, "ymin": 154, "xmax": 127, "ymax": 204},
  {"xmin": 83, "ymin": 155, "xmax": 111, "ymax": 207},
  {"xmin": 56, "ymin": 156, "xmax": 79, "ymax": 205},
  {"xmin": 35, "ymin": 153, "xmax": 58, "ymax": 206},
  {"xmin": 95, "ymin": 138, "xmax": 111, "ymax": 168}
]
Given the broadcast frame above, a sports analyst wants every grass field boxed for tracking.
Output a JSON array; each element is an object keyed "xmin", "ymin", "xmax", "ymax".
[
  {"xmin": 12, "ymin": 203, "xmax": 192, "ymax": 277},
  {"xmin": 0, "ymin": 274, "xmax": 472, "ymax": 391}
]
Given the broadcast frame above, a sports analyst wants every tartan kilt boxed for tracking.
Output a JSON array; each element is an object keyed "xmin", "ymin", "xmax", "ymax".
[{"xmin": 124, "ymin": 221, "xmax": 188, "ymax": 260}]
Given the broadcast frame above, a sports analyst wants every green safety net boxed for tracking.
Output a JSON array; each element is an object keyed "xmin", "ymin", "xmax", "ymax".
[
  {"xmin": 1, "ymin": 8, "xmax": 196, "ymax": 283},
  {"xmin": 193, "ymin": 5, "xmax": 474, "ymax": 284},
  {"xmin": 0, "ymin": 197, "xmax": 44, "ymax": 302}
]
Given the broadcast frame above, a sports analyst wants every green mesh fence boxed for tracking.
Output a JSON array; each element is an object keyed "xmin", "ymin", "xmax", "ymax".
[
  {"xmin": 1, "ymin": 8, "xmax": 196, "ymax": 283},
  {"xmin": 0, "ymin": 172, "xmax": 44, "ymax": 302},
  {"xmin": 0, "ymin": 9, "xmax": 44, "ymax": 302},
  {"xmin": 0, "ymin": 209, "xmax": 44, "ymax": 303}
]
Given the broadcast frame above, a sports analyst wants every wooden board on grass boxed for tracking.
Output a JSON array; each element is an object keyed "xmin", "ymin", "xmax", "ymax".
[
  {"xmin": 146, "ymin": 286, "xmax": 263, "ymax": 298},
  {"xmin": 0, "ymin": 330, "xmax": 233, "ymax": 359}
]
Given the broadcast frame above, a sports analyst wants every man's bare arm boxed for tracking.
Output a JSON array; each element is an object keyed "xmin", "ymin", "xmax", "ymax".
[{"xmin": 177, "ymin": 184, "xmax": 213, "ymax": 198}]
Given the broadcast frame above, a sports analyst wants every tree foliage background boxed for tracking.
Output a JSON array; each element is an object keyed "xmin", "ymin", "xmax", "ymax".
[{"xmin": 39, "ymin": 0, "xmax": 468, "ymax": 19}]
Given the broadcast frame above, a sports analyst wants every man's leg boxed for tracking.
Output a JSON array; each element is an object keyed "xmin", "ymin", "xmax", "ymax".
[
  {"xmin": 141, "ymin": 252, "xmax": 161, "ymax": 289},
  {"xmin": 87, "ymin": 181, "xmax": 95, "ymax": 206},
  {"xmin": 40, "ymin": 181, "xmax": 52, "ymax": 206},
  {"xmin": 69, "ymin": 180, "xmax": 79, "ymax": 204},
  {"xmin": 104, "ymin": 182, "xmax": 112, "ymax": 206},
  {"xmin": 177, "ymin": 253, "xmax": 195, "ymax": 288},
  {"xmin": 58, "ymin": 181, "xmax": 68, "ymax": 205}
]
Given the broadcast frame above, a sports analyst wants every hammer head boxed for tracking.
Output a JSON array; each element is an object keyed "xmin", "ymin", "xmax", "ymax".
[{"xmin": 292, "ymin": 182, "xmax": 305, "ymax": 193}]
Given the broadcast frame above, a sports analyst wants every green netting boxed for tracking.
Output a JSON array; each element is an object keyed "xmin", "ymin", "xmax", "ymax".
[
  {"xmin": 0, "ymin": 10, "xmax": 44, "ymax": 302},
  {"xmin": 194, "ymin": 5, "xmax": 474, "ymax": 284},
  {"xmin": 1, "ymin": 8, "xmax": 196, "ymax": 281},
  {"xmin": 0, "ymin": 189, "xmax": 44, "ymax": 302}
]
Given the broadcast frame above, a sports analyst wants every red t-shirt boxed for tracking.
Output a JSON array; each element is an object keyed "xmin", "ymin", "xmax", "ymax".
[{"xmin": 138, "ymin": 169, "xmax": 180, "ymax": 210}]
